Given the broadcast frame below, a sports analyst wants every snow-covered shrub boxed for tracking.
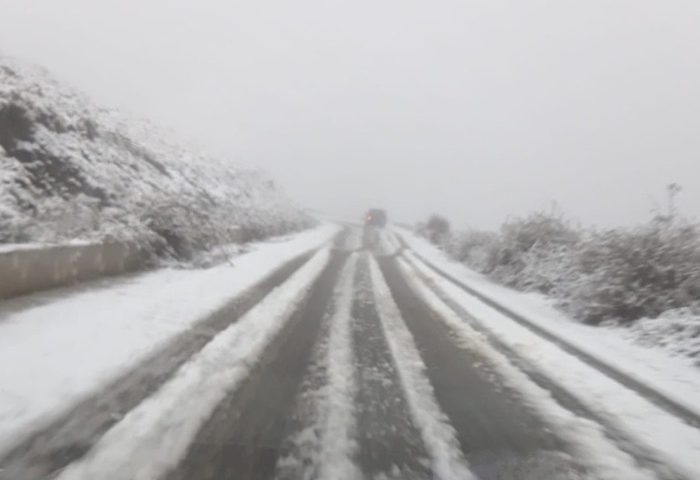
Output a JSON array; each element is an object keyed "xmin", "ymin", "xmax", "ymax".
[
  {"xmin": 14, "ymin": 194, "xmax": 102, "ymax": 241},
  {"xmin": 485, "ymin": 211, "xmax": 581, "ymax": 294},
  {"xmin": 565, "ymin": 220, "xmax": 700, "ymax": 324},
  {"xmin": 420, "ymin": 197, "xmax": 700, "ymax": 361},
  {"xmin": 419, "ymin": 210, "xmax": 581, "ymax": 294},
  {"xmin": 448, "ymin": 229, "xmax": 500, "ymax": 274},
  {"xmin": 439, "ymin": 208, "xmax": 700, "ymax": 331},
  {"xmin": 418, "ymin": 214, "xmax": 451, "ymax": 247}
]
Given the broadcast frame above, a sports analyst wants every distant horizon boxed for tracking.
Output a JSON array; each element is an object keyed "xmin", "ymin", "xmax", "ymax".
[
  {"xmin": 2, "ymin": 51, "xmax": 694, "ymax": 233},
  {"xmin": 2, "ymin": 0, "xmax": 698, "ymax": 231}
]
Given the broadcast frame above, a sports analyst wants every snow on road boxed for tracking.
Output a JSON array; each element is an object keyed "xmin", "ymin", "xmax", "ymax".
[
  {"xmin": 380, "ymin": 228, "xmax": 402, "ymax": 254},
  {"xmin": 398, "ymin": 258, "xmax": 658, "ymax": 480},
  {"xmin": 0, "ymin": 224, "xmax": 338, "ymax": 456},
  {"xmin": 369, "ymin": 256, "xmax": 476, "ymax": 480},
  {"xmin": 377, "ymin": 229, "xmax": 401, "ymax": 256},
  {"xmin": 396, "ymin": 229, "xmax": 700, "ymax": 419},
  {"xmin": 276, "ymin": 254, "xmax": 361, "ymax": 480},
  {"xmin": 342, "ymin": 228, "xmax": 363, "ymax": 252},
  {"xmin": 3, "ymin": 223, "xmax": 697, "ymax": 479},
  {"xmin": 55, "ymin": 247, "xmax": 333, "ymax": 480},
  {"xmin": 317, "ymin": 254, "xmax": 360, "ymax": 480},
  {"xmin": 400, "ymin": 243, "xmax": 700, "ymax": 479}
]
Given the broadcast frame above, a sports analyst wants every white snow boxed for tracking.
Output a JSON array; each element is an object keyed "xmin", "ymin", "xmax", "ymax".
[
  {"xmin": 277, "ymin": 253, "xmax": 362, "ymax": 480},
  {"xmin": 377, "ymin": 229, "xmax": 401, "ymax": 256},
  {"xmin": 616, "ymin": 309, "xmax": 700, "ymax": 363},
  {"xmin": 55, "ymin": 247, "xmax": 333, "ymax": 480},
  {"xmin": 398, "ymin": 257, "xmax": 658, "ymax": 480},
  {"xmin": 318, "ymin": 254, "xmax": 361, "ymax": 480},
  {"xmin": 382, "ymin": 228, "xmax": 402, "ymax": 253},
  {"xmin": 368, "ymin": 256, "xmax": 476, "ymax": 480},
  {"xmin": 396, "ymin": 228, "xmax": 700, "ymax": 419},
  {"xmin": 0, "ymin": 242, "xmax": 53, "ymax": 254},
  {"xmin": 342, "ymin": 228, "xmax": 362, "ymax": 252},
  {"xmin": 0, "ymin": 224, "xmax": 338, "ymax": 456},
  {"xmin": 400, "ymin": 247, "xmax": 700, "ymax": 479}
]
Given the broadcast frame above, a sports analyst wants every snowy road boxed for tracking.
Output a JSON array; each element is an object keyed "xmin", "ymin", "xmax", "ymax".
[{"xmin": 1, "ymin": 226, "xmax": 698, "ymax": 480}]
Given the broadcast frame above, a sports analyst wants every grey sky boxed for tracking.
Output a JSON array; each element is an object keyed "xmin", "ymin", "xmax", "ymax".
[{"xmin": 1, "ymin": 0, "xmax": 699, "ymax": 229}]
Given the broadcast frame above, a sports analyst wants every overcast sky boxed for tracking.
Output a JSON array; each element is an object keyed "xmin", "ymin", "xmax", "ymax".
[{"xmin": 1, "ymin": 0, "xmax": 699, "ymax": 228}]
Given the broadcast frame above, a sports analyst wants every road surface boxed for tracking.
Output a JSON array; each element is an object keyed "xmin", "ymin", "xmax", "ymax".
[{"xmin": 0, "ymin": 227, "xmax": 694, "ymax": 480}]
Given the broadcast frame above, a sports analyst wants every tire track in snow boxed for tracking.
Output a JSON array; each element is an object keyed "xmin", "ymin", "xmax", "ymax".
[
  {"xmin": 53, "ymin": 248, "xmax": 333, "ymax": 480},
  {"xmin": 0, "ymin": 252, "xmax": 314, "ymax": 480},
  {"xmin": 168, "ymin": 249, "xmax": 350, "ymax": 480},
  {"xmin": 368, "ymin": 256, "xmax": 476, "ymax": 480},
  {"xmin": 351, "ymin": 253, "xmax": 431, "ymax": 479},
  {"xmin": 316, "ymin": 253, "xmax": 361, "ymax": 480},
  {"xmin": 378, "ymin": 255, "xmax": 593, "ymax": 480},
  {"xmin": 401, "ymin": 252, "xmax": 699, "ymax": 480},
  {"xmin": 399, "ymin": 236, "xmax": 700, "ymax": 429},
  {"xmin": 275, "ymin": 253, "xmax": 361, "ymax": 480},
  {"xmin": 396, "ymin": 257, "xmax": 660, "ymax": 480}
]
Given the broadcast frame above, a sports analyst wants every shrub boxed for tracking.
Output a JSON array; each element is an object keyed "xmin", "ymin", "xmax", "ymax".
[
  {"xmin": 565, "ymin": 220, "xmax": 700, "ymax": 324},
  {"xmin": 487, "ymin": 211, "xmax": 581, "ymax": 294},
  {"xmin": 419, "ymin": 214, "xmax": 451, "ymax": 247},
  {"xmin": 419, "ymin": 190, "xmax": 700, "ymax": 333},
  {"xmin": 448, "ymin": 229, "xmax": 500, "ymax": 274}
]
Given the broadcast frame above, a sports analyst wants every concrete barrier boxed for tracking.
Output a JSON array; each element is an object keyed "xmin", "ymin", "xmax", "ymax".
[{"xmin": 0, "ymin": 242, "xmax": 148, "ymax": 299}]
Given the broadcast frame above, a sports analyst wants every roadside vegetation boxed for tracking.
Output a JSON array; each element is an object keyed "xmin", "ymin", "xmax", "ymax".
[{"xmin": 418, "ymin": 185, "xmax": 700, "ymax": 362}]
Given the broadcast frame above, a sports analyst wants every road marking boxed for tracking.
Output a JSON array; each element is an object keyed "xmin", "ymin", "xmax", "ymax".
[{"xmin": 368, "ymin": 256, "xmax": 476, "ymax": 480}]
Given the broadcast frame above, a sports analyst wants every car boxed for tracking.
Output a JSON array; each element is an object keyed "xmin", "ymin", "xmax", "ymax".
[{"xmin": 364, "ymin": 209, "xmax": 388, "ymax": 228}]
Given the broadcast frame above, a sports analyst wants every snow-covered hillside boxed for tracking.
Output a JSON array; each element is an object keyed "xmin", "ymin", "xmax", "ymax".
[{"xmin": 0, "ymin": 57, "xmax": 312, "ymax": 258}]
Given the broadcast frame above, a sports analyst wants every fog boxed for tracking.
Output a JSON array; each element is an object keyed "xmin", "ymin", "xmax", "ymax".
[{"xmin": 2, "ymin": 0, "xmax": 700, "ymax": 229}]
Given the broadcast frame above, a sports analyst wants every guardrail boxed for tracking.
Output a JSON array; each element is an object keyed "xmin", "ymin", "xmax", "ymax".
[{"xmin": 0, "ymin": 242, "xmax": 148, "ymax": 299}]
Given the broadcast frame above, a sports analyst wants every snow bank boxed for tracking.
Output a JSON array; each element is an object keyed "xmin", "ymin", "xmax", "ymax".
[
  {"xmin": 0, "ymin": 224, "xmax": 338, "ymax": 456},
  {"xmin": 0, "ymin": 56, "xmax": 312, "ymax": 256}
]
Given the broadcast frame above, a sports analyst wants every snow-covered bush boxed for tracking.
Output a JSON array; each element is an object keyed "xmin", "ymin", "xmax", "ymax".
[
  {"xmin": 0, "ymin": 57, "xmax": 313, "ymax": 258},
  {"xmin": 490, "ymin": 211, "xmax": 580, "ymax": 294},
  {"xmin": 565, "ymin": 220, "xmax": 700, "ymax": 324},
  {"xmin": 418, "ymin": 211, "xmax": 581, "ymax": 294},
  {"xmin": 419, "ymin": 197, "xmax": 700, "ymax": 361},
  {"xmin": 450, "ymin": 211, "xmax": 581, "ymax": 295},
  {"xmin": 9, "ymin": 194, "xmax": 102, "ymax": 242},
  {"xmin": 417, "ymin": 214, "xmax": 451, "ymax": 247},
  {"xmin": 447, "ymin": 229, "xmax": 501, "ymax": 274},
  {"xmin": 421, "ymin": 209, "xmax": 700, "ymax": 328}
]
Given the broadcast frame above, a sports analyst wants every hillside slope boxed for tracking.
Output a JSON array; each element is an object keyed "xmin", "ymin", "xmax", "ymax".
[{"xmin": 0, "ymin": 57, "xmax": 311, "ymax": 259}]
